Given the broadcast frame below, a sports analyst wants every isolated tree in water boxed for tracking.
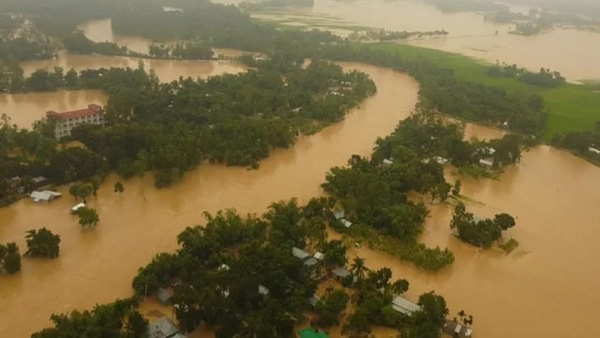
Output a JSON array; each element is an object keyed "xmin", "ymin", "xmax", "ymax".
[
  {"xmin": 76, "ymin": 207, "xmax": 99, "ymax": 227},
  {"xmin": 114, "ymin": 181, "xmax": 125, "ymax": 195},
  {"xmin": 25, "ymin": 228, "xmax": 61, "ymax": 258},
  {"xmin": 0, "ymin": 242, "xmax": 21, "ymax": 274}
]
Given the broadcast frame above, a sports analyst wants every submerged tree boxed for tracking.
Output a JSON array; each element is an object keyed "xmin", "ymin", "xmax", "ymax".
[
  {"xmin": 76, "ymin": 207, "xmax": 100, "ymax": 227},
  {"xmin": 0, "ymin": 242, "xmax": 21, "ymax": 274},
  {"xmin": 114, "ymin": 181, "xmax": 125, "ymax": 195},
  {"xmin": 25, "ymin": 228, "xmax": 61, "ymax": 258}
]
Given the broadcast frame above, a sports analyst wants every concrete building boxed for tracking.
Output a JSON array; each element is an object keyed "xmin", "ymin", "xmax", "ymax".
[{"xmin": 46, "ymin": 104, "xmax": 105, "ymax": 140}]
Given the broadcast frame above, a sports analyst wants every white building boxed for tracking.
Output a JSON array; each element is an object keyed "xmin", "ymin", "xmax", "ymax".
[
  {"xmin": 47, "ymin": 104, "xmax": 105, "ymax": 140},
  {"xmin": 30, "ymin": 190, "xmax": 62, "ymax": 203}
]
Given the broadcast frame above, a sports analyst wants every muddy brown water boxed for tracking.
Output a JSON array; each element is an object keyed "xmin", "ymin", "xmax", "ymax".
[
  {"xmin": 0, "ymin": 62, "xmax": 421, "ymax": 337},
  {"xmin": 214, "ymin": 0, "xmax": 600, "ymax": 82},
  {"xmin": 1, "ymin": 18, "xmax": 600, "ymax": 338},
  {"xmin": 1, "ymin": 53, "xmax": 246, "ymax": 129}
]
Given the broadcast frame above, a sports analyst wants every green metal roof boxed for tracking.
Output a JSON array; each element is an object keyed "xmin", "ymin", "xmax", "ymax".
[{"xmin": 298, "ymin": 328, "xmax": 330, "ymax": 338}]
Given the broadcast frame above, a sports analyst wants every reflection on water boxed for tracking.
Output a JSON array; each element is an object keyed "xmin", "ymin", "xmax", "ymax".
[{"xmin": 0, "ymin": 63, "xmax": 420, "ymax": 337}]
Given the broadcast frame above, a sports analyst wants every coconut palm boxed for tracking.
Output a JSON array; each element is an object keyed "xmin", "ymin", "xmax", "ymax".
[{"xmin": 349, "ymin": 256, "xmax": 369, "ymax": 280}]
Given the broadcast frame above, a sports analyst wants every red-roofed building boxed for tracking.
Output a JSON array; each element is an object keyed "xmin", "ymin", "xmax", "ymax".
[{"xmin": 46, "ymin": 104, "xmax": 105, "ymax": 140}]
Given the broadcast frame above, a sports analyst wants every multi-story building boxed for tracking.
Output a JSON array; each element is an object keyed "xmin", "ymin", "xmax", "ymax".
[{"xmin": 46, "ymin": 104, "xmax": 105, "ymax": 140}]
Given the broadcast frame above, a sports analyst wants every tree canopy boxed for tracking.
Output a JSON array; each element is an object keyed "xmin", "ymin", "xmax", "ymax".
[{"xmin": 25, "ymin": 228, "xmax": 61, "ymax": 259}]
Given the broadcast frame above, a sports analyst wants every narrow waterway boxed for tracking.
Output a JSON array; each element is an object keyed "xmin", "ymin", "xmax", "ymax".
[{"xmin": 0, "ymin": 62, "xmax": 420, "ymax": 337}]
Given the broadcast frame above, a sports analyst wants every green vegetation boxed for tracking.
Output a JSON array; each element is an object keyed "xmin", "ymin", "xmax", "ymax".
[
  {"xmin": 498, "ymin": 237, "xmax": 520, "ymax": 254},
  {"xmin": 450, "ymin": 203, "xmax": 516, "ymax": 248},
  {"xmin": 0, "ymin": 242, "xmax": 21, "ymax": 274},
  {"xmin": 24, "ymin": 228, "xmax": 61, "ymax": 259},
  {"xmin": 351, "ymin": 42, "xmax": 600, "ymax": 139},
  {"xmin": 75, "ymin": 207, "xmax": 100, "ymax": 227},
  {"xmin": 130, "ymin": 198, "xmax": 454, "ymax": 337},
  {"xmin": 31, "ymin": 297, "xmax": 148, "ymax": 338},
  {"xmin": 551, "ymin": 121, "xmax": 600, "ymax": 164},
  {"xmin": 321, "ymin": 113, "xmax": 525, "ymax": 270},
  {"xmin": 68, "ymin": 182, "xmax": 94, "ymax": 203},
  {"xmin": 348, "ymin": 29, "xmax": 449, "ymax": 42},
  {"xmin": 488, "ymin": 64, "xmax": 566, "ymax": 88}
]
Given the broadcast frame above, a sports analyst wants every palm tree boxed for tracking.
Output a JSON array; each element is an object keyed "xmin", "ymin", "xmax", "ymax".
[{"xmin": 350, "ymin": 256, "xmax": 369, "ymax": 280}]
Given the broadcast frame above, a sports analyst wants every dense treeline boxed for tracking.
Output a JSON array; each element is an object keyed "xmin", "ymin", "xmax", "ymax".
[
  {"xmin": 450, "ymin": 203, "xmax": 516, "ymax": 248},
  {"xmin": 31, "ymin": 298, "xmax": 148, "ymax": 338},
  {"xmin": 131, "ymin": 198, "xmax": 452, "ymax": 337},
  {"xmin": 0, "ymin": 58, "xmax": 375, "ymax": 190},
  {"xmin": 316, "ymin": 44, "xmax": 549, "ymax": 136},
  {"xmin": 488, "ymin": 64, "xmax": 566, "ymax": 88},
  {"xmin": 348, "ymin": 29, "xmax": 449, "ymax": 42},
  {"xmin": 551, "ymin": 121, "xmax": 600, "ymax": 161}
]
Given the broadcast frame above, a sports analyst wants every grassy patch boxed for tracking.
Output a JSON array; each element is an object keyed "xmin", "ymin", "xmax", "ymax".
[{"xmin": 365, "ymin": 43, "xmax": 600, "ymax": 139}]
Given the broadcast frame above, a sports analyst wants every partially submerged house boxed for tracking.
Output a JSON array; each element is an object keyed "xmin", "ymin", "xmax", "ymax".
[
  {"xmin": 156, "ymin": 288, "xmax": 172, "ymax": 305},
  {"xmin": 391, "ymin": 296, "xmax": 422, "ymax": 317},
  {"xmin": 479, "ymin": 159, "xmax": 494, "ymax": 169},
  {"xmin": 30, "ymin": 190, "xmax": 61, "ymax": 203},
  {"xmin": 332, "ymin": 209, "xmax": 345, "ymax": 221},
  {"xmin": 148, "ymin": 317, "xmax": 186, "ymax": 338},
  {"xmin": 292, "ymin": 247, "xmax": 311, "ymax": 260},
  {"xmin": 443, "ymin": 320, "xmax": 473, "ymax": 338},
  {"xmin": 331, "ymin": 267, "xmax": 351, "ymax": 282},
  {"xmin": 340, "ymin": 219, "xmax": 352, "ymax": 228},
  {"xmin": 71, "ymin": 203, "xmax": 85, "ymax": 214}
]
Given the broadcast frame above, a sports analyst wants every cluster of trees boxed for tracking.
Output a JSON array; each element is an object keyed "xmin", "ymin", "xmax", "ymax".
[
  {"xmin": 0, "ymin": 115, "xmax": 108, "ymax": 204},
  {"xmin": 67, "ymin": 60, "xmax": 372, "ymax": 187},
  {"xmin": 422, "ymin": 0, "xmax": 507, "ymax": 13},
  {"xmin": 348, "ymin": 29, "xmax": 449, "ymax": 42},
  {"xmin": 450, "ymin": 203, "xmax": 516, "ymax": 248},
  {"xmin": 0, "ymin": 242, "xmax": 21, "ymax": 274},
  {"xmin": 374, "ymin": 113, "xmax": 525, "ymax": 171},
  {"xmin": 488, "ymin": 63, "xmax": 566, "ymax": 88},
  {"xmin": 25, "ymin": 228, "xmax": 61, "ymax": 258},
  {"xmin": 322, "ymin": 113, "xmax": 526, "ymax": 269},
  {"xmin": 31, "ymin": 297, "xmax": 148, "ymax": 338},
  {"xmin": 551, "ymin": 121, "xmax": 600, "ymax": 159},
  {"xmin": 130, "ymin": 198, "xmax": 453, "ymax": 337},
  {"xmin": 317, "ymin": 44, "xmax": 549, "ymax": 136},
  {"xmin": 148, "ymin": 41, "xmax": 213, "ymax": 60},
  {"xmin": 75, "ymin": 207, "xmax": 100, "ymax": 227}
]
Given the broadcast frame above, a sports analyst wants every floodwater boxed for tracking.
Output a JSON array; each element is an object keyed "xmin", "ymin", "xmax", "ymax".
[
  {"xmin": 0, "ymin": 62, "xmax": 421, "ymax": 337},
  {"xmin": 2, "ymin": 52, "xmax": 246, "ymax": 129},
  {"xmin": 0, "ymin": 90, "xmax": 108, "ymax": 129},
  {"xmin": 218, "ymin": 0, "xmax": 600, "ymax": 81},
  {"xmin": 1, "ymin": 12, "xmax": 599, "ymax": 338}
]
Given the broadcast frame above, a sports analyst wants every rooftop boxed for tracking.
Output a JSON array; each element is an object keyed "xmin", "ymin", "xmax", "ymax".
[
  {"xmin": 392, "ymin": 296, "xmax": 422, "ymax": 316},
  {"xmin": 30, "ymin": 190, "xmax": 61, "ymax": 203},
  {"xmin": 148, "ymin": 317, "xmax": 183, "ymax": 338},
  {"xmin": 46, "ymin": 104, "xmax": 103, "ymax": 120},
  {"xmin": 292, "ymin": 247, "xmax": 311, "ymax": 260},
  {"xmin": 331, "ymin": 267, "xmax": 351, "ymax": 278}
]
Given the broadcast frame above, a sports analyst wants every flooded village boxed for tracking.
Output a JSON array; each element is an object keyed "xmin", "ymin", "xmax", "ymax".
[{"xmin": 1, "ymin": 1, "xmax": 600, "ymax": 337}]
